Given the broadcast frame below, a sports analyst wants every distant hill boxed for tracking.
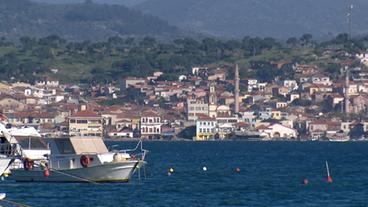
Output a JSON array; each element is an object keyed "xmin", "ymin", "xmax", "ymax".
[
  {"xmin": 135, "ymin": 0, "xmax": 368, "ymax": 39},
  {"xmin": 0, "ymin": 0, "xmax": 178, "ymax": 41},
  {"xmin": 31, "ymin": 0, "xmax": 147, "ymax": 6}
]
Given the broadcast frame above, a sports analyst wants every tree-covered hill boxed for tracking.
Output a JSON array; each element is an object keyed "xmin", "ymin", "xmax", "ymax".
[
  {"xmin": 0, "ymin": 0, "xmax": 179, "ymax": 41},
  {"xmin": 0, "ymin": 33, "xmax": 366, "ymax": 84}
]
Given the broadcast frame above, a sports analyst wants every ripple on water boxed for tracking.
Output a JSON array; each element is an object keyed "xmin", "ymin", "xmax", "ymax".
[{"xmin": 1, "ymin": 141, "xmax": 368, "ymax": 207}]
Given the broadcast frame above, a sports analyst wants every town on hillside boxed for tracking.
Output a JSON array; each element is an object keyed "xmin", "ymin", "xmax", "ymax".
[{"xmin": 2, "ymin": 52, "xmax": 368, "ymax": 141}]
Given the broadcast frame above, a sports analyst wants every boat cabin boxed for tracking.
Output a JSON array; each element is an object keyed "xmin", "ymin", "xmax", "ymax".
[{"xmin": 48, "ymin": 137, "xmax": 108, "ymax": 155}]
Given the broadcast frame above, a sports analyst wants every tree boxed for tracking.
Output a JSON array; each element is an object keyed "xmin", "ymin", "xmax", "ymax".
[
  {"xmin": 300, "ymin": 33, "xmax": 313, "ymax": 45},
  {"xmin": 349, "ymin": 123, "xmax": 364, "ymax": 139},
  {"xmin": 286, "ymin": 37, "xmax": 298, "ymax": 47}
]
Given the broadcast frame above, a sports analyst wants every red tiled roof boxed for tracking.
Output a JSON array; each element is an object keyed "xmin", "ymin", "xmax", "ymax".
[
  {"xmin": 197, "ymin": 114, "xmax": 216, "ymax": 121},
  {"xmin": 141, "ymin": 110, "xmax": 160, "ymax": 117}
]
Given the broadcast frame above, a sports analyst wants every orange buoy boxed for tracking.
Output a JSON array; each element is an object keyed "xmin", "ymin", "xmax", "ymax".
[
  {"xmin": 303, "ymin": 178, "xmax": 309, "ymax": 185},
  {"xmin": 43, "ymin": 168, "xmax": 50, "ymax": 177},
  {"xmin": 235, "ymin": 167, "xmax": 241, "ymax": 173}
]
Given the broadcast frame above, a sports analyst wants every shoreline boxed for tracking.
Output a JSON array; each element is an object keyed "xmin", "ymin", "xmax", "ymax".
[{"xmin": 103, "ymin": 138, "xmax": 368, "ymax": 142}]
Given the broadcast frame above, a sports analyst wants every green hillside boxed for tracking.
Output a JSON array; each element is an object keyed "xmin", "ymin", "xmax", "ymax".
[
  {"xmin": 0, "ymin": 0, "xmax": 179, "ymax": 41},
  {"xmin": 0, "ymin": 34, "xmax": 365, "ymax": 84}
]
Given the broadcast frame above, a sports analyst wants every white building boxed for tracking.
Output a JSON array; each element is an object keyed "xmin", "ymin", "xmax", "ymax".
[
  {"xmin": 258, "ymin": 123, "xmax": 297, "ymax": 139},
  {"xmin": 289, "ymin": 93, "xmax": 300, "ymax": 103},
  {"xmin": 35, "ymin": 78, "xmax": 59, "ymax": 87},
  {"xmin": 192, "ymin": 67, "xmax": 208, "ymax": 75},
  {"xmin": 247, "ymin": 79, "xmax": 267, "ymax": 92},
  {"xmin": 195, "ymin": 115, "xmax": 217, "ymax": 141},
  {"xmin": 283, "ymin": 80, "xmax": 298, "ymax": 91},
  {"xmin": 356, "ymin": 53, "xmax": 368, "ymax": 67},
  {"xmin": 311, "ymin": 75, "xmax": 332, "ymax": 86},
  {"xmin": 140, "ymin": 110, "xmax": 162, "ymax": 139}
]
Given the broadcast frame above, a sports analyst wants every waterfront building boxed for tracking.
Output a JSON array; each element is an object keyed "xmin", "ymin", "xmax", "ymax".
[
  {"xmin": 257, "ymin": 123, "xmax": 297, "ymax": 139},
  {"xmin": 195, "ymin": 115, "xmax": 217, "ymax": 141},
  {"xmin": 69, "ymin": 110, "xmax": 103, "ymax": 137},
  {"xmin": 140, "ymin": 110, "xmax": 162, "ymax": 139}
]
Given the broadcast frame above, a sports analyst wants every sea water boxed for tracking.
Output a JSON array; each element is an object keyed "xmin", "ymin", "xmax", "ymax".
[{"xmin": 1, "ymin": 141, "xmax": 368, "ymax": 207}]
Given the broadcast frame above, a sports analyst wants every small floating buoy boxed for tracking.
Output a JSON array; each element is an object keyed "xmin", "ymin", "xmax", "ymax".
[
  {"xmin": 168, "ymin": 168, "xmax": 174, "ymax": 176},
  {"xmin": 303, "ymin": 178, "xmax": 309, "ymax": 185},
  {"xmin": 0, "ymin": 193, "xmax": 6, "ymax": 200},
  {"xmin": 202, "ymin": 166, "xmax": 207, "ymax": 171},
  {"xmin": 235, "ymin": 167, "xmax": 241, "ymax": 173},
  {"xmin": 325, "ymin": 161, "xmax": 333, "ymax": 183},
  {"xmin": 327, "ymin": 175, "xmax": 333, "ymax": 183}
]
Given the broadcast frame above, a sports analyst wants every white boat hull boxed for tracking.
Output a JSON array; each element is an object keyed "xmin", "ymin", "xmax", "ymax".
[
  {"xmin": 0, "ymin": 157, "xmax": 11, "ymax": 176},
  {"xmin": 10, "ymin": 161, "xmax": 139, "ymax": 182}
]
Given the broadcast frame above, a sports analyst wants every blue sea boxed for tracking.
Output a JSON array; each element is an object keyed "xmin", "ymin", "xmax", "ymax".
[{"xmin": 1, "ymin": 141, "xmax": 368, "ymax": 207}]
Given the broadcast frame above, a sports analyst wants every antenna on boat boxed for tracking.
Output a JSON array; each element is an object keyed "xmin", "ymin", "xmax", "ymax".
[{"xmin": 325, "ymin": 161, "xmax": 333, "ymax": 183}]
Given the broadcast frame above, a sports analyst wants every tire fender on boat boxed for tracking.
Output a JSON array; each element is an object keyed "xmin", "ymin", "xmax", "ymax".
[{"xmin": 80, "ymin": 155, "xmax": 91, "ymax": 168}]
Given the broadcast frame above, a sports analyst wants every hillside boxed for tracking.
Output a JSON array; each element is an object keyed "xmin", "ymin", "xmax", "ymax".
[
  {"xmin": 0, "ymin": 0, "xmax": 178, "ymax": 41},
  {"xmin": 31, "ymin": 0, "xmax": 147, "ymax": 6},
  {"xmin": 135, "ymin": 0, "xmax": 368, "ymax": 38}
]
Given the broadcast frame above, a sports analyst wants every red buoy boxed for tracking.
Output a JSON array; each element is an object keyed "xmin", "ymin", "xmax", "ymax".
[
  {"xmin": 327, "ymin": 176, "xmax": 333, "ymax": 183},
  {"xmin": 303, "ymin": 178, "xmax": 309, "ymax": 185},
  {"xmin": 43, "ymin": 168, "xmax": 50, "ymax": 177},
  {"xmin": 325, "ymin": 161, "xmax": 333, "ymax": 184}
]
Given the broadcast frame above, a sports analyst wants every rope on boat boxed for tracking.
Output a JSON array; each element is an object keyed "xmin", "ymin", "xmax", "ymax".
[
  {"xmin": 34, "ymin": 163, "xmax": 99, "ymax": 184},
  {"xmin": 48, "ymin": 168, "xmax": 99, "ymax": 184},
  {"xmin": 1, "ymin": 199, "xmax": 32, "ymax": 207}
]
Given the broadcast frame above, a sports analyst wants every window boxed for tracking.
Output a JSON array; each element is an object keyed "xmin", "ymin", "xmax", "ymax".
[
  {"xmin": 76, "ymin": 120, "xmax": 88, "ymax": 124},
  {"xmin": 70, "ymin": 119, "xmax": 76, "ymax": 123}
]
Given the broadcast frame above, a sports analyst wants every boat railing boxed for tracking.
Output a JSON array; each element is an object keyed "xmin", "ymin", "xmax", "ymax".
[
  {"xmin": 0, "ymin": 143, "xmax": 22, "ymax": 157},
  {"xmin": 118, "ymin": 140, "xmax": 148, "ymax": 161}
]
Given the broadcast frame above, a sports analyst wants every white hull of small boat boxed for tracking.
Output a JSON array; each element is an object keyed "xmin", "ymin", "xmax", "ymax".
[
  {"xmin": 0, "ymin": 157, "xmax": 12, "ymax": 176},
  {"xmin": 10, "ymin": 161, "xmax": 139, "ymax": 182},
  {"xmin": 0, "ymin": 193, "xmax": 6, "ymax": 200}
]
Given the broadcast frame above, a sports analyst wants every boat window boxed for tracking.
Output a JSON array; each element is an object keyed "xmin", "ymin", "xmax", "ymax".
[
  {"xmin": 53, "ymin": 139, "xmax": 76, "ymax": 154},
  {"xmin": 15, "ymin": 137, "xmax": 48, "ymax": 150}
]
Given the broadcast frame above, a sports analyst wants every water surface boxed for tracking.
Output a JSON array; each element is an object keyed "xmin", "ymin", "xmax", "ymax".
[{"xmin": 1, "ymin": 141, "xmax": 367, "ymax": 207}]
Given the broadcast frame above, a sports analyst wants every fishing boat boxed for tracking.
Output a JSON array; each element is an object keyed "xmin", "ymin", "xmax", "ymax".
[
  {"xmin": 326, "ymin": 131, "xmax": 350, "ymax": 142},
  {"xmin": 0, "ymin": 123, "xmax": 46, "ymax": 176},
  {"xmin": 10, "ymin": 137, "xmax": 147, "ymax": 183},
  {"xmin": 229, "ymin": 127, "xmax": 264, "ymax": 141}
]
